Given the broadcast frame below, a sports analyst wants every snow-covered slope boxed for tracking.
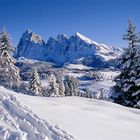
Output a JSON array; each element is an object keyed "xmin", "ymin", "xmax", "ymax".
[
  {"xmin": 1, "ymin": 86, "xmax": 140, "ymax": 140},
  {"xmin": 15, "ymin": 30, "xmax": 122, "ymax": 67},
  {"xmin": 0, "ymin": 86, "xmax": 74, "ymax": 140},
  {"xmin": 16, "ymin": 91, "xmax": 140, "ymax": 140}
]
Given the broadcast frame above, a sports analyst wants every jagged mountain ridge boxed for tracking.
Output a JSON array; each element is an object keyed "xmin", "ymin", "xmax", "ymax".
[{"xmin": 15, "ymin": 30, "xmax": 122, "ymax": 67}]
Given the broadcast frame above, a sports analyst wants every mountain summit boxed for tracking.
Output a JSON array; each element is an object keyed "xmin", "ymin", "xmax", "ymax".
[
  {"xmin": 15, "ymin": 30, "xmax": 122, "ymax": 67},
  {"xmin": 16, "ymin": 30, "xmax": 46, "ymax": 60}
]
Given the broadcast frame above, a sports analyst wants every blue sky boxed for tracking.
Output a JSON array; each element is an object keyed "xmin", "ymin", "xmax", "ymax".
[{"xmin": 0, "ymin": 0, "xmax": 140, "ymax": 47}]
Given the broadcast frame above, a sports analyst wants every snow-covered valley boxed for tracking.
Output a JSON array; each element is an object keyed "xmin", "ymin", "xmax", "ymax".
[{"xmin": 0, "ymin": 86, "xmax": 140, "ymax": 140}]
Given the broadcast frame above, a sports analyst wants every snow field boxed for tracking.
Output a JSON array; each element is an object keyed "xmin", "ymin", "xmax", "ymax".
[
  {"xmin": 0, "ymin": 87, "xmax": 74, "ymax": 140},
  {"xmin": 16, "ymin": 93, "xmax": 140, "ymax": 140}
]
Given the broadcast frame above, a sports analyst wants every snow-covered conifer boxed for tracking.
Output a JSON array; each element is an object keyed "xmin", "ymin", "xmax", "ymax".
[
  {"xmin": 58, "ymin": 79, "xmax": 65, "ymax": 97},
  {"xmin": 48, "ymin": 72, "xmax": 60, "ymax": 97},
  {"xmin": 64, "ymin": 75, "xmax": 78, "ymax": 96},
  {"xmin": 0, "ymin": 28, "xmax": 20, "ymax": 89},
  {"xmin": 29, "ymin": 68, "xmax": 43, "ymax": 96},
  {"xmin": 113, "ymin": 20, "xmax": 140, "ymax": 107}
]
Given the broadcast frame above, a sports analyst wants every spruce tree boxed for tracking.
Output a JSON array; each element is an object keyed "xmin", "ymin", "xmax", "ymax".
[
  {"xmin": 64, "ymin": 75, "xmax": 78, "ymax": 96},
  {"xmin": 57, "ymin": 73, "xmax": 65, "ymax": 97},
  {"xmin": 113, "ymin": 20, "xmax": 140, "ymax": 107},
  {"xmin": 48, "ymin": 72, "xmax": 60, "ymax": 97},
  {"xmin": 0, "ymin": 28, "xmax": 20, "ymax": 89},
  {"xmin": 58, "ymin": 81, "xmax": 65, "ymax": 97},
  {"xmin": 29, "ymin": 68, "xmax": 43, "ymax": 96}
]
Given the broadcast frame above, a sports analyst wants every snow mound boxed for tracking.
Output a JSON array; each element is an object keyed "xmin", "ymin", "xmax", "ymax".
[{"xmin": 0, "ymin": 86, "xmax": 74, "ymax": 140}]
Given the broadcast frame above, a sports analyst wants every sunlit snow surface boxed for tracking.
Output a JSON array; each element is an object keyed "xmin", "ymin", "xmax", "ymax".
[
  {"xmin": 15, "ymin": 90, "xmax": 140, "ymax": 140},
  {"xmin": 0, "ymin": 87, "xmax": 74, "ymax": 140}
]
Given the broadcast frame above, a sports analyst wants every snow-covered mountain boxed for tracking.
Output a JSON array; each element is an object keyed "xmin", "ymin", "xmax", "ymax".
[
  {"xmin": 15, "ymin": 30, "xmax": 122, "ymax": 67},
  {"xmin": 16, "ymin": 30, "xmax": 46, "ymax": 60}
]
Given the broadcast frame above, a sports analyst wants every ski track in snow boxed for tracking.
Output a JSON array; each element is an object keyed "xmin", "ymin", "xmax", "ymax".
[{"xmin": 0, "ymin": 87, "xmax": 74, "ymax": 140}]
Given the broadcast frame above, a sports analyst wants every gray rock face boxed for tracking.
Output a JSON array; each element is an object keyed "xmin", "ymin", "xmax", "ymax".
[{"xmin": 15, "ymin": 30, "xmax": 46, "ymax": 60}]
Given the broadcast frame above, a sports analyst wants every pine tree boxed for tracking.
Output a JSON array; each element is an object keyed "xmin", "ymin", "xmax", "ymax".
[
  {"xmin": 0, "ymin": 28, "xmax": 20, "ymax": 89},
  {"xmin": 29, "ymin": 68, "xmax": 43, "ymax": 96},
  {"xmin": 56, "ymin": 73, "xmax": 65, "ymax": 97},
  {"xmin": 48, "ymin": 72, "xmax": 60, "ymax": 97},
  {"xmin": 113, "ymin": 20, "xmax": 140, "ymax": 107},
  {"xmin": 58, "ymin": 78, "xmax": 65, "ymax": 97},
  {"xmin": 64, "ymin": 75, "xmax": 78, "ymax": 96}
]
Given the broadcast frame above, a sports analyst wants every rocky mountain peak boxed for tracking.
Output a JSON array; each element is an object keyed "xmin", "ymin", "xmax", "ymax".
[
  {"xmin": 22, "ymin": 30, "xmax": 44, "ymax": 44},
  {"xmin": 57, "ymin": 34, "xmax": 68, "ymax": 41},
  {"xmin": 74, "ymin": 32, "xmax": 99, "ymax": 45},
  {"xmin": 15, "ymin": 30, "xmax": 123, "ymax": 68}
]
